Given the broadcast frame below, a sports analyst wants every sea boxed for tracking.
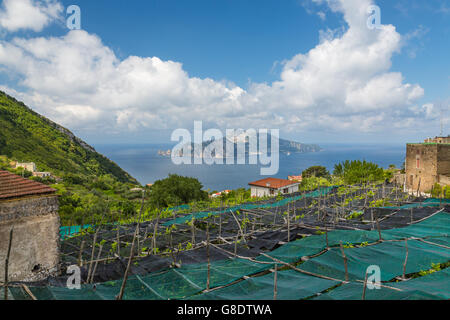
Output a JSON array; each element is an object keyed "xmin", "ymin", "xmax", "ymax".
[{"xmin": 94, "ymin": 143, "xmax": 406, "ymax": 192}]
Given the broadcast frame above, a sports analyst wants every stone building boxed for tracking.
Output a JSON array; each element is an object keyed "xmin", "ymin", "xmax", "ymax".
[
  {"xmin": 424, "ymin": 136, "xmax": 450, "ymax": 144},
  {"xmin": 13, "ymin": 162, "xmax": 37, "ymax": 173},
  {"xmin": 0, "ymin": 170, "xmax": 60, "ymax": 282},
  {"xmin": 405, "ymin": 138, "xmax": 450, "ymax": 194}
]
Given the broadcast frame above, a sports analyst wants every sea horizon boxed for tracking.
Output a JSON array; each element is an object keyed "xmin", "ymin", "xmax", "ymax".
[{"xmin": 95, "ymin": 142, "xmax": 406, "ymax": 191}]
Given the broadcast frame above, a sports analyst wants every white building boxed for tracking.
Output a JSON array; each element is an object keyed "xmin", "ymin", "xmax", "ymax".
[
  {"xmin": 14, "ymin": 162, "xmax": 36, "ymax": 172},
  {"xmin": 249, "ymin": 178, "xmax": 300, "ymax": 198},
  {"xmin": 32, "ymin": 172, "xmax": 52, "ymax": 178}
]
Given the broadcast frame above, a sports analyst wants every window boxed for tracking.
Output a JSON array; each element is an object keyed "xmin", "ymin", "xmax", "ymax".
[
  {"xmin": 416, "ymin": 155, "xmax": 420, "ymax": 169},
  {"xmin": 283, "ymin": 188, "xmax": 288, "ymax": 194}
]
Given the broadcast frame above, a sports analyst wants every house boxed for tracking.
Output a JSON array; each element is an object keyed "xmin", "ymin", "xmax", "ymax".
[
  {"xmin": 424, "ymin": 136, "xmax": 450, "ymax": 144},
  {"xmin": 249, "ymin": 178, "xmax": 300, "ymax": 198},
  {"xmin": 288, "ymin": 175, "xmax": 303, "ymax": 182},
  {"xmin": 405, "ymin": 137, "xmax": 450, "ymax": 194},
  {"xmin": 13, "ymin": 162, "xmax": 36, "ymax": 173},
  {"xmin": 0, "ymin": 170, "xmax": 60, "ymax": 282},
  {"xmin": 32, "ymin": 172, "xmax": 52, "ymax": 178},
  {"xmin": 210, "ymin": 190, "xmax": 231, "ymax": 198}
]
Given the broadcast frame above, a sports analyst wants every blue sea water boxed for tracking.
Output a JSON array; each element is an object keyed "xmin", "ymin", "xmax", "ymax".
[{"xmin": 94, "ymin": 143, "xmax": 405, "ymax": 191}]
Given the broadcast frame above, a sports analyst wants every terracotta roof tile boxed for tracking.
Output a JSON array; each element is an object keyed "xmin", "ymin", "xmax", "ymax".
[
  {"xmin": 0, "ymin": 170, "xmax": 56, "ymax": 200},
  {"xmin": 248, "ymin": 177, "xmax": 299, "ymax": 189}
]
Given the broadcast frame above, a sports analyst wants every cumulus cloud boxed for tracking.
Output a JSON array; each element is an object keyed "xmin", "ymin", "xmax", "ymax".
[
  {"xmin": 0, "ymin": 0, "xmax": 430, "ymax": 138},
  {"xmin": 0, "ymin": 0, "xmax": 62, "ymax": 32}
]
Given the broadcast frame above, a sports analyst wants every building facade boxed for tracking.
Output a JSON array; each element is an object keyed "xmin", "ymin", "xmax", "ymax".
[
  {"xmin": 13, "ymin": 162, "xmax": 36, "ymax": 173},
  {"xmin": 249, "ymin": 178, "xmax": 300, "ymax": 198},
  {"xmin": 424, "ymin": 136, "xmax": 450, "ymax": 144},
  {"xmin": 0, "ymin": 171, "xmax": 60, "ymax": 282},
  {"xmin": 405, "ymin": 139, "xmax": 450, "ymax": 194}
]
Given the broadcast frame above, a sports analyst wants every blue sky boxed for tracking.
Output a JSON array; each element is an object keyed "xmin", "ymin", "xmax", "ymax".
[{"xmin": 0, "ymin": 0, "xmax": 448, "ymax": 144}]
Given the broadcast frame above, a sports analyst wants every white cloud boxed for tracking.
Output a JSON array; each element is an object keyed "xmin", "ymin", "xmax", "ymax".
[
  {"xmin": 0, "ymin": 0, "xmax": 430, "ymax": 139},
  {"xmin": 317, "ymin": 11, "xmax": 326, "ymax": 20},
  {"xmin": 0, "ymin": 0, "xmax": 62, "ymax": 32}
]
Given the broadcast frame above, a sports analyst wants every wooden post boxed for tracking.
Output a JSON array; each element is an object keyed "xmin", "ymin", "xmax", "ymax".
[
  {"xmin": 191, "ymin": 218, "xmax": 196, "ymax": 245},
  {"xmin": 86, "ymin": 228, "xmax": 99, "ymax": 284},
  {"xmin": 273, "ymin": 207, "xmax": 278, "ymax": 226},
  {"xmin": 117, "ymin": 226, "xmax": 138, "ymax": 300},
  {"xmin": 90, "ymin": 244, "xmax": 103, "ymax": 284},
  {"xmin": 376, "ymin": 219, "xmax": 382, "ymax": 241},
  {"xmin": 339, "ymin": 241, "xmax": 349, "ymax": 282},
  {"xmin": 403, "ymin": 239, "xmax": 409, "ymax": 279},
  {"xmin": 362, "ymin": 270, "xmax": 368, "ymax": 300},
  {"xmin": 370, "ymin": 209, "xmax": 374, "ymax": 230},
  {"xmin": 116, "ymin": 225, "xmax": 121, "ymax": 256},
  {"xmin": 287, "ymin": 202, "xmax": 290, "ymax": 242},
  {"xmin": 4, "ymin": 229, "xmax": 13, "ymax": 301},
  {"xmin": 234, "ymin": 234, "xmax": 238, "ymax": 257},
  {"xmin": 150, "ymin": 210, "xmax": 161, "ymax": 256},
  {"xmin": 78, "ymin": 240, "xmax": 85, "ymax": 267},
  {"xmin": 206, "ymin": 223, "xmax": 211, "ymax": 291},
  {"xmin": 219, "ymin": 214, "xmax": 222, "ymax": 238},
  {"xmin": 273, "ymin": 263, "xmax": 278, "ymax": 300},
  {"xmin": 416, "ymin": 178, "xmax": 421, "ymax": 197},
  {"xmin": 117, "ymin": 191, "xmax": 146, "ymax": 300}
]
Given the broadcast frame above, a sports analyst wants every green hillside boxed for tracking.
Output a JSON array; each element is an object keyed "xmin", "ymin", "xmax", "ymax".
[{"xmin": 0, "ymin": 91, "xmax": 136, "ymax": 184}]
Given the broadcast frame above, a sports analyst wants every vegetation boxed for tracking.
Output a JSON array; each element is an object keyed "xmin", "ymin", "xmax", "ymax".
[
  {"xmin": 0, "ymin": 91, "xmax": 419, "ymax": 228},
  {"xmin": 333, "ymin": 160, "xmax": 387, "ymax": 184},
  {"xmin": 431, "ymin": 183, "xmax": 450, "ymax": 199},
  {"xmin": 148, "ymin": 174, "xmax": 209, "ymax": 208},
  {"xmin": 301, "ymin": 166, "xmax": 330, "ymax": 179},
  {"xmin": 0, "ymin": 91, "xmax": 135, "ymax": 183},
  {"xmin": 0, "ymin": 92, "xmax": 143, "ymax": 225}
]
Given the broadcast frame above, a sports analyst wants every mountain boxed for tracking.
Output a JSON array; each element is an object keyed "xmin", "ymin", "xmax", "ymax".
[
  {"xmin": 0, "ymin": 91, "xmax": 136, "ymax": 183},
  {"xmin": 172, "ymin": 132, "xmax": 322, "ymax": 158}
]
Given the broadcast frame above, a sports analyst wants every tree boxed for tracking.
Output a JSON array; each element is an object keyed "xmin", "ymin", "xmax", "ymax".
[
  {"xmin": 302, "ymin": 166, "xmax": 330, "ymax": 179},
  {"xmin": 333, "ymin": 160, "xmax": 385, "ymax": 184},
  {"xmin": 148, "ymin": 174, "xmax": 208, "ymax": 208}
]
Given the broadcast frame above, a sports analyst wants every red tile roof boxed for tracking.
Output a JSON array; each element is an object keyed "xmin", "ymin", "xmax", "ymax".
[
  {"xmin": 0, "ymin": 170, "xmax": 56, "ymax": 200},
  {"xmin": 248, "ymin": 177, "xmax": 299, "ymax": 189}
]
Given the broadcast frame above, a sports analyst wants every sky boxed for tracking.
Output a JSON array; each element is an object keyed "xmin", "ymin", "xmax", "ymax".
[{"xmin": 0, "ymin": 0, "xmax": 448, "ymax": 145}]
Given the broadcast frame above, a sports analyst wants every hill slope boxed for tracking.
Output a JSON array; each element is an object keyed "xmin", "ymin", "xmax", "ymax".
[{"xmin": 0, "ymin": 91, "xmax": 136, "ymax": 184}]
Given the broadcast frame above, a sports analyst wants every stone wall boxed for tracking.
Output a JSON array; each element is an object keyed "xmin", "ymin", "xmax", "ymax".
[
  {"xmin": 437, "ymin": 144, "xmax": 450, "ymax": 178},
  {"xmin": 439, "ymin": 175, "xmax": 450, "ymax": 186},
  {"xmin": 405, "ymin": 144, "xmax": 438, "ymax": 193},
  {"xmin": 0, "ymin": 195, "xmax": 60, "ymax": 282}
]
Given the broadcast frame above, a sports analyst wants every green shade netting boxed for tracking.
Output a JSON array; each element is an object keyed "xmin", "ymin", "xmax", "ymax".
[
  {"xmin": 0, "ymin": 288, "xmax": 15, "ymax": 300},
  {"xmin": 382, "ymin": 198, "xmax": 450, "ymax": 210},
  {"xmin": 11, "ymin": 211, "xmax": 449, "ymax": 300},
  {"xmin": 10, "ymin": 269, "xmax": 203, "ymax": 301},
  {"xmin": 382, "ymin": 211, "xmax": 450, "ymax": 239},
  {"xmin": 314, "ymin": 267, "xmax": 450, "ymax": 300},
  {"xmin": 176, "ymin": 258, "xmax": 272, "ymax": 289},
  {"xmin": 59, "ymin": 224, "xmax": 92, "ymax": 239},
  {"xmin": 299, "ymin": 237, "xmax": 450, "ymax": 282},
  {"xmin": 257, "ymin": 212, "xmax": 449, "ymax": 264},
  {"xmin": 257, "ymin": 230, "xmax": 381, "ymax": 264},
  {"xmin": 162, "ymin": 187, "xmax": 335, "ymax": 226},
  {"xmin": 186, "ymin": 269, "xmax": 339, "ymax": 300}
]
